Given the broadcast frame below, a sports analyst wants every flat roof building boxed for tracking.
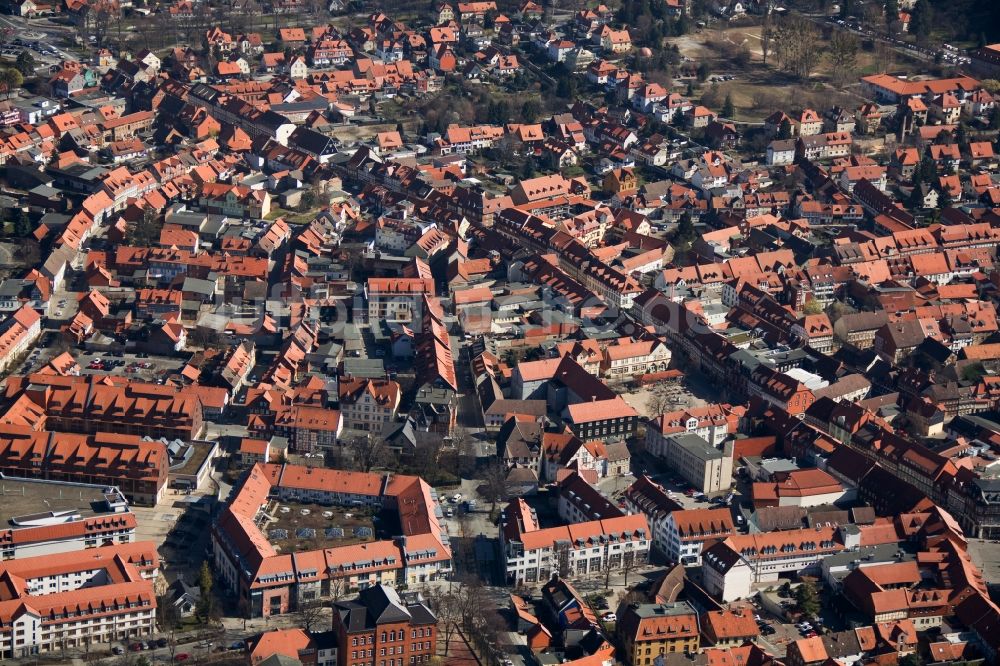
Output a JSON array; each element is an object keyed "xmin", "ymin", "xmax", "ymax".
[{"xmin": 0, "ymin": 475, "xmax": 135, "ymax": 560}]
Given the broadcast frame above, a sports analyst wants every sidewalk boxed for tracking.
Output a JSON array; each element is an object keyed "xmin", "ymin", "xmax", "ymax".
[{"xmin": 444, "ymin": 627, "xmax": 483, "ymax": 666}]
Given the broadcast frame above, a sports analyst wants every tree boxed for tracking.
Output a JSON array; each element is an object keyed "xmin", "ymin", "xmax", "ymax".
[
  {"xmin": 621, "ymin": 549, "xmax": 640, "ymax": 585},
  {"xmin": 760, "ymin": 14, "xmax": 774, "ymax": 65},
  {"xmin": 909, "ymin": 0, "xmax": 932, "ymax": 42},
  {"xmin": 521, "ymin": 99, "xmax": 541, "ymax": 123},
  {"xmin": 129, "ymin": 206, "xmax": 161, "ymax": 246},
  {"xmin": 453, "ymin": 574, "xmax": 487, "ymax": 632},
  {"xmin": 425, "ymin": 591, "xmax": 461, "ymax": 655},
  {"xmin": 827, "ymin": 32, "xmax": 859, "ymax": 86},
  {"xmin": 773, "ymin": 15, "xmax": 822, "ymax": 80},
  {"xmin": 0, "ymin": 69, "xmax": 22, "ymax": 99},
  {"xmin": 156, "ymin": 596, "xmax": 180, "ymax": 634},
  {"xmin": 555, "ymin": 73, "xmax": 576, "ymax": 99},
  {"xmin": 294, "ymin": 599, "xmax": 326, "ymax": 633},
  {"xmin": 777, "ymin": 118, "xmax": 792, "ymax": 140},
  {"xmin": 898, "ymin": 655, "xmax": 923, "ymax": 666},
  {"xmin": 990, "ymin": 106, "xmax": 1000, "ymax": 130},
  {"xmin": 482, "ymin": 459, "xmax": 510, "ymax": 514},
  {"xmin": 157, "ymin": 595, "xmax": 181, "ymax": 662},
  {"xmin": 795, "ymin": 578, "xmax": 821, "ymax": 618},
  {"xmin": 346, "ymin": 434, "xmax": 387, "ymax": 473},
  {"xmin": 648, "ymin": 385, "xmax": 674, "ymax": 416},
  {"xmin": 907, "ymin": 184, "xmax": 925, "ymax": 211},
  {"xmin": 962, "ymin": 362, "xmax": 987, "ymax": 383},
  {"xmin": 696, "ymin": 61, "xmax": 709, "ymax": 82},
  {"xmin": 674, "ymin": 211, "xmax": 695, "ymax": 244},
  {"xmin": 721, "ymin": 93, "xmax": 735, "ymax": 119},
  {"xmin": 196, "ymin": 561, "xmax": 215, "ymax": 621},
  {"xmin": 883, "ymin": 0, "xmax": 899, "ymax": 31},
  {"xmin": 13, "ymin": 209, "xmax": 31, "ymax": 237},
  {"xmin": 14, "ymin": 51, "xmax": 34, "ymax": 77},
  {"xmin": 237, "ymin": 598, "xmax": 253, "ymax": 631},
  {"xmin": 189, "ymin": 327, "xmax": 224, "ymax": 349},
  {"xmin": 802, "ymin": 299, "xmax": 824, "ymax": 315},
  {"xmin": 600, "ymin": 555, "xmax": 614, "ymax": 590}
]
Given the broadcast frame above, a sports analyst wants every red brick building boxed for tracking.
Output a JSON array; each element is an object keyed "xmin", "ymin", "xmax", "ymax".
[{"xmin": 333, "ymin": 585, "xmax": 437, "ymax": 666}]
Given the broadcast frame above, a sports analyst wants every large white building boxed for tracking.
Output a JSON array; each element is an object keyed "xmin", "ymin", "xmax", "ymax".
[
  {"xmin": 647, "ymin": 432, "xmax": 734, "ymax": 494},
  {"xmin": 500, "ymin": 498, "xmax": 650, "ymax": 584},
  {"xmin": 663, "ymin": 508, "xmax": 735, "ymax": 566},
  {"xmin": 702, "ymin": 526, "xmax": 851, "ymax": 601},
  {"xmin": 0, "ymin": 542, "xmax": 158, "ymax": 658},
  {"xmin": 365, "ymin": 277, "xmax": 434, "ymax": 324},
  {"xmin": 623, "ymin": 475, "xmax": 681, "ymax": 558}
]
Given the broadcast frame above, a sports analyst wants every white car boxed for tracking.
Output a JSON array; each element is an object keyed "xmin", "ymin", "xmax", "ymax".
[
  {"xmin": 452, "ymin": 493, "xmax": 463, "ymax": 502},
  {"xmin": 601, "ymin": 612, "xmax": 617, "ymax": 622}
]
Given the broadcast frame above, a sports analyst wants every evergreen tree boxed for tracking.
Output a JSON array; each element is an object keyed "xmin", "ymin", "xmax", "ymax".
[
  {"xmin": 909, "ymin": 0, "xmax": 932, "ymax": 41},
  {"xmin": 778, "ymin": 118, "xmax": 792, "ymax": 140},
  {"xmin": 675, "ymin": 211, "xmax": 695, "ymax": 243},
  {"xmin": 521, "ymin": 99, "xmax": 541, "ymax": 123},
  {"xmin": 14, "ymin": 51, "xmax": 33, "ymax": 77},
  {"xmin": 13, "ymin": 210, "xmax": 31, "ymax": 238},
  {"xmin": 795, "ymin": 579, "xmax": 821, "ymax": 618},
  {"xmin": 722, "ymin": 93, "xmax": 735, "ymax": 119},
  {"xmin": 884, "ymin": 0, "xmax": 898, "ymax": 25},
  {"xmin": 196, "ymin": 561, "xmax": 214, "ymax": 621}
]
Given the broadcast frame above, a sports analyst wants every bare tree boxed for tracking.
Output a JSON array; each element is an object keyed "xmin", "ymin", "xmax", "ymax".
[
  {"xmin": 346, "ymin": 434, "xmax": 388, "ymax": 473},
  {"xmin": 456, "ymin": 507, "xmax": 472, "ymax": 537},
  {"xmin": 237, "ymin": 598, "xmax": 253, "ymax": 631},
  {"xmin": 760, "ymin": 14, "xmax": 774, "ymax": 65},
  {"xmin": 600, "ymin": 556, "xmax": 614, "ymax": 591},
  {"xmin": 647, "ymin": 385, "xmax": 673, "ymax": 416},
  {"xmin": 827, "ymin": 31, "xmax": 859, "ymax": 86},
  {"xmin": 294, "ymin": 599, "xmax": 326, "ymax": 633},
  {"xmin": 327, "ymin": 576, "xmax": 348, "ymax": 607},
  {"xmin": 774, "ymin": 15, "xmax": 822, "ymax": 80},
  {"xmin": 482, "ymin": 459, "xmax": 510, "ymax": 515},
  {"xmin": 425, "ymin": 590, "xmax": 461, "ymax": 656},
  {"xmin": 156, "ymin": 595, "xmax": 181, "ymax": 663},
  {"xmin": 621, "ymin": 549, "xmax": 640, "ymax": 586},
  {"xmin": 453, "ymin": 574, "xmax": 487, "ymax": 632}
]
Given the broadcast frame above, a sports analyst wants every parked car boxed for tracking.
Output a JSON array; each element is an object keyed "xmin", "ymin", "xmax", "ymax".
[
  {"xmin": 174, "ymin": 653, "xmax": 190, "ymax": 662},
  {"xmin": 601, "ymin": 612, "xmax": 617, "ymax": 622}
]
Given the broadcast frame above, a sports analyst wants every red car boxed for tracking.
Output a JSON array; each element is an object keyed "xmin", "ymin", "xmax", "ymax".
[{"xmin": 174, "ymin": 654, "xmax": 190, "ymax": 662}]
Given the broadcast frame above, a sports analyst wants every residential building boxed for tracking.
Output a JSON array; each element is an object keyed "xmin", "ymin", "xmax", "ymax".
[
  {"xmin": 617, "ymin": 602, "xmax": 700, "ymax": 665},
  {"xmin": 663, "ymin": 508, "xmax": 735, "ymax": 565},
  {"xmin": 333, "ymin": 585, "xmax": 436, "ymax": 666},
  {"xmin": 338, "ymin": 377, "xmax": 401, "ymax": 432},
  {"xmin": 500, "ymin": 498, "xmax": 649, "ymax": 584},
  {"xmin": 645, "ymin": 432, "xmax": 734, "ymax": 493},
  {"xmin": 0, "ymin": 542, "xmax": 158, "ymax": 658},
  {"xmin": 212, "ymin": 464, "xmax": 451, "ymax": 617}
]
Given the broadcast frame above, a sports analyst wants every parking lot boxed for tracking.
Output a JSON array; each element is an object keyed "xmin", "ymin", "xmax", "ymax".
[{"xmin": 14, "ymin": 347, "xmax": 185, "ymax": 382}]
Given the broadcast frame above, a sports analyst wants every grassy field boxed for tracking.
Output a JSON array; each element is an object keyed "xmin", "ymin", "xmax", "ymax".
[{"xmin": 669, "ymin": 24, "xmax": 901, "ymax": 121}]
